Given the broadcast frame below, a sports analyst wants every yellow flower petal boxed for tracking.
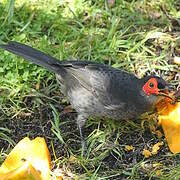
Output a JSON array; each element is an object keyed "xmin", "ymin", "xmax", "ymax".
[
  {"xmin": 152, "ymin": 142, "xmax": 163, "ymax": 155},
  {"xmin": 125, "ymin": 145, "xmax": 135, "ymax": 151},
  {"xmin": 142, "ymin": 149, "xmax": 152, "ymax": 158}
]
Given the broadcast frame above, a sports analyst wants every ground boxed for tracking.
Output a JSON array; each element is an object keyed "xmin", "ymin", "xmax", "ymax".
[{"xmin": 0, "ymin": 0, "xmax": 180, "ymax": 179}]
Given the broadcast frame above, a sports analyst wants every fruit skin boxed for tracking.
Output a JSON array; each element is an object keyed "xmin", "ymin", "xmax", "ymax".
[{"xmin": 0, "ymin": 41, "xmax": 169, "ymax": 147}]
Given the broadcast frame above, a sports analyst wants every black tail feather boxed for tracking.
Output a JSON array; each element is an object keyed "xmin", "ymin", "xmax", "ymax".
[{"xmin": 0, "ymin": 41, "xmax": 61, "ymax": 73}]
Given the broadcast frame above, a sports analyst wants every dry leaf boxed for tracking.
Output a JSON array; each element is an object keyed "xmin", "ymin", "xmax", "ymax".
[
  {"xmin": 63, "ymin": 105, "xmax": 73, "ymax": 114},
  {"xmin": 142, "ymin": 149, "xmax": 152, "ymax": 158}
]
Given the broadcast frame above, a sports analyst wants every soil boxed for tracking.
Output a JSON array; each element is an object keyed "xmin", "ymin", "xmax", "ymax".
[{"xmin": 0, "ymin": 83, "xmax": 179, "ymax": 179}]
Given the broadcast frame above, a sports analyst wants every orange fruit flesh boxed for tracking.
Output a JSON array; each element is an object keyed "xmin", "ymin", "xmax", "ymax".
[{"xmin": 0, "ymin": 137, "xmax": 51, "ymax": 180}]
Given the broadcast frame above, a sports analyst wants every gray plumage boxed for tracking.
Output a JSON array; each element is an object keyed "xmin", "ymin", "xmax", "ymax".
[{"xmin": 0, "ymin": 41, "xmax": 168, "ymax": 149}]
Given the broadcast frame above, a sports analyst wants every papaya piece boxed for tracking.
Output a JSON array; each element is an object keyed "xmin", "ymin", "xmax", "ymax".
[{"xmin": 0, "ymin": 137, "xmax": 51, "ymax": 180}]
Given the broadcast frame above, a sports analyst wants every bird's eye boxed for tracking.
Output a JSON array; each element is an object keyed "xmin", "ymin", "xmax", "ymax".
[{"xmin": 149, "ymin": 82, "xmax": 154, "ymax": 88}]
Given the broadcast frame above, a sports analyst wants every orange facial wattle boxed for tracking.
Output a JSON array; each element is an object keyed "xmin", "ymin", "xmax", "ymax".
[{"xmin": 143, "ymin": 78, "xmax": 159, "ymax": 96}]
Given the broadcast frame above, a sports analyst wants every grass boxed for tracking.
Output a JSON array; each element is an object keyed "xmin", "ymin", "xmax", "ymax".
[{"xmin": 0, "ymin": 0, "xmax": 179, "ymax": 179}]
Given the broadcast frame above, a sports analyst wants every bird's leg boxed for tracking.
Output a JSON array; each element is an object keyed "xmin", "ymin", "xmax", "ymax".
[{"xmin": 76, "ymin": 114, "xmax": 87, "ymax": 153}]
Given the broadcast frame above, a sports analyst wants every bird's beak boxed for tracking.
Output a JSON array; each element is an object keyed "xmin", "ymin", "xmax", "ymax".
[{"xmin": 158, "ymin": 86, "xmax": 174, "ymax": 100}]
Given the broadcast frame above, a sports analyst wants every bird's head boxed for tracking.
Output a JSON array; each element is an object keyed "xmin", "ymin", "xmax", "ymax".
[{"xmin": 141, "ymin": 75, "xmax": 172, "ymax": 106}]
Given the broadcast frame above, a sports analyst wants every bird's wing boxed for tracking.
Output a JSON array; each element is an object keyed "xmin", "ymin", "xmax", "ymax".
[{"xmin": 62, "ymin": 61, "xmax": 138, "ymax": 109}]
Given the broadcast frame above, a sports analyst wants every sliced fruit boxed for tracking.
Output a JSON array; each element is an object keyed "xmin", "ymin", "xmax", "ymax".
[
  {"xmin": 0, "ymin": 137, "xmax": 51, "ymax": 180},
  {"xmin": 0, "ymin": 161, "xmax": 41, "ymax": 180},
  {"xmin": 157, "ymin": 98, "xmax": 180, "ymax": 154}
]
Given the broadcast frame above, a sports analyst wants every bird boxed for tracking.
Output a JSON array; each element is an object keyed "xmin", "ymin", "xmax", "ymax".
[{"xmin": 0, "ymin": 41, "xmax": 172, "ymax": 150}]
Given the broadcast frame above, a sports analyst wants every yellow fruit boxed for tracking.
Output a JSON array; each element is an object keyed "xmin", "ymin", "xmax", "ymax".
[
  {"xmin": 0, "ymin": 137, "xmax": 51, "ymax": 180},
  {"xmin": 157, "ymin": 98, "xmax": 180, "ymax": 154},
  {"xmin": 0, "ymin": 162, "xmax": 41, "ymax": 180}
]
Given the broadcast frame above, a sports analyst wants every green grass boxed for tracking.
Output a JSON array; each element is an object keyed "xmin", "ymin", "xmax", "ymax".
[{"xmin": 0, "ymin": 0, "xmax": 180, "ymax": 179}]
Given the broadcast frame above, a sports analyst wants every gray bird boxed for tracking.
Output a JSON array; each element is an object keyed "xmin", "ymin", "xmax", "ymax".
[{"xmin": 0, "ymin": 41, "xmax": 171, "ymax": 150}]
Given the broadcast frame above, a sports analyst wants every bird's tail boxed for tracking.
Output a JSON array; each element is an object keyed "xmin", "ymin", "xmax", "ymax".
[{"xmin": 0, "ymin": 41, "xmax": 62, "ymax": 73}]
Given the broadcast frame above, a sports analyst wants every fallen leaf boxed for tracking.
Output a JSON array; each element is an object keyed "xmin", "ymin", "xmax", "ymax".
[
  {"xmin": 142, "ymin": 149, "xmax": 152, "ymax": 158},
  {"xmin": 63, "ymin": 105, "xmax": 73, "ymax": 114}
]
